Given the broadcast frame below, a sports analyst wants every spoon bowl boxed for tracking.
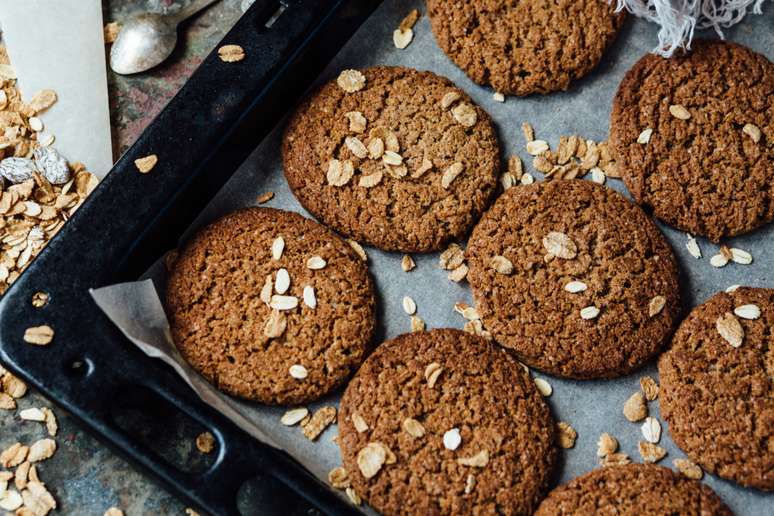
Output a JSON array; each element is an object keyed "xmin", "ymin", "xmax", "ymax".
[{"xmin": 110, "ymin": 13, "xmax": 179, "ymax": 75}]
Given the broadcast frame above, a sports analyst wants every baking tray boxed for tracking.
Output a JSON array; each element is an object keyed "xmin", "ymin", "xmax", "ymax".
[{"xmin": 1, "ymin": 0, "xmax": 773, "ymax": 515}]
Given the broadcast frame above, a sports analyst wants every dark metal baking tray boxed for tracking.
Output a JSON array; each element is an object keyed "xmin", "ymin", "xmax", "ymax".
[{"xmin": 0, "ymin": 0, "xmax": 382, "ymax": 514}]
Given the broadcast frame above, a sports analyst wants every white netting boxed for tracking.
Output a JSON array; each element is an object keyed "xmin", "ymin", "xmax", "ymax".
[{"xmin": 613, "ymin": 0, "xmax": 768, "ymax": 57}]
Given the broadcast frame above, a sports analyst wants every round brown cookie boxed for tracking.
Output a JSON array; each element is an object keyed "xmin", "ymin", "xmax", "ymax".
[
  {"xmin": 165, "ymin": 207, "xmax": 375, "ymax": 406},
  {"xmin": 659, "ymin": 287, "xmax": 774, "ymax": 491},
  {"xmin": 467, "ymin": 180, "xmax": 680, "ymax": 379},
  {"xmin": 426, "ymin": 0, "xmax": 625, "ymax": 96},
  {"xmin": 282, "ymin": 66, "xmax": 500, "ymax": 253},
  {"xmin": 338, "ymin": 329, "xmax": 557, "ymax": 515},
  {"xmin": 535, "ymin": 464, "xmax": 732, "ymax": 515},
  {"xmin": 610, "ymin": 40, "xmax": 774, "ymax": 242}
]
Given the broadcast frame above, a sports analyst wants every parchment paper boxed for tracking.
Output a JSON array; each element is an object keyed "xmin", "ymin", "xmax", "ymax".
[
  {"xmin": 92, "ymin": 1, "xmax": 773, "ymax": 513},
  {"xmin": 0, "ymin": 0, "xmax": 113, "ymax": 177}
]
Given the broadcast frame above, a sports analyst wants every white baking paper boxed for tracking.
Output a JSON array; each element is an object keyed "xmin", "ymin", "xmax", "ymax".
[
  {"xmin": 90, "ymin": 1, "xmax": 773, "ymax": 513},
  {"xmin": 0, "ymin": 0, "xmax": 113, "ymax": 177}
]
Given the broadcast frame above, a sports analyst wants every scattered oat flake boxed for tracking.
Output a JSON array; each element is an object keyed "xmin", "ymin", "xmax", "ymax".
[
  {"xmin": 597, "ymin": 432, "xmax": 618, "ymax": 457},
  {"xmin": 357, "ymin": 443, "xmax": 386, "ymax": 479},
  {"xmin": 289, "ymin": 364, "xmax": 308, "ymax": 379},
  {"xmin": 534, "ymin": 378, "xmax": 552, "ymax": 397},
  {"xmin": 29, "ymin": 90, "xmax": 57, "ymax": 113},
  {"xmin": 347, "ymin": 239, "xmax": 368, "ymax": 262},
  {"xmin": 351, "ymin": 412, "xmax": 369, "ymax": 433},
  {"xmin": 19, "ymin": 408, "xmax": 45, "ymax": 422},
  {"xmin": 669, "ymin": 104, "xmax": 691, "ymax": 120},
  {"xmin": 639, "ymin": 441, "xmax": 667, "ymax": 463},
  {"xmin": 337, "ymin": 70, "xmax": 366, "ymax": 93},
  {"xmin": 104, "ymin": 22, "xmax": 121, "ymax": 44},
  {"xmin": 218, "ymin": 44, "xmax": 245, "ymax": 62},
  {"xmin": 23, "ymin": 325, "xmax": 53, "ymax": 345},
  {"xmin": 134, "ymin": 154, "xmax": 158, "ymax": 174},
  {"xmin": 402, "ymin": 296, "xmax": 417, "ymax": 315},
  {"xmin": 489, "ymin": 255, "xmax": 513, "ymax": 275},
  {"xmin": 346, "ymin": 486, "xmax": 361, "ymax": 506},
  {"xmin": 264, "ymin": 309, "xmax": 288, "ymax": 339},
  {"xmin": 710, "ymin": 253, "xmax": 729, "ymax": 268},
  {"xmin": 557, "ymin": 422, "xmax": 577, "ymax": 448},
  {"xmin": 424, "ymin": 362, "xmax": 443, "ymax": 388},
  {"xmin": 726, "ymin": 284, "xmax": 741, "ymax": 293},
  {"xmin": 451, "ymin": 103, "xmax": 477, "ymax": 127},
  {"xmin": 441, "ymin": 162, "xmax": 464, "ymax": 188},
  {"xmin": 303, "ymin": 406, "xmax": 336, "ymax": 441},
  {"xmin": 0, "ymin": 393, "xmax": 15, "ymax": 410},
  {"xmin": 328, "ymin": 466, "xmax": 350, "ymax": 489},
  {"xmin": 521, "ymin": 122, "xmax": 535, "ymax": 143},
  {"xmin": 641, "ymin": 416, "xmax": 661, "ymax": 443},
  {"xmin": 401, "ymin": 254, "xmax": 415, "ymax": 272},
  {"xmin": 493, "ymin": 92, "xmax": 505, "ymax": 102},
  {"xmin": 730, "ymin": 247, "xmax": 752, "ymax": 265},
  {"xmin": 564, "ymin": 281, "xmax": 587, "ymax": 293},
  {"xmin": 580, "ymin": 306, "xmax": 600, "ymax": 320},
  {"xmin": 22, "ymin": 480, "xmax": 56, "ymax": 514},
  {"xmin": 399, "ymin": 8, "xmax": 420, "ymax": 31},
  {"xmin": 742, "ymin": 123, "xmax": 762, "ymax": 143},
  {"xmin": 410, "ymin": 315, "xmax": 425, "ymax": 333},
  {"xmin": 443, "ymin": 428, "xmax": 461, "ymax": 450},
  {"xmin": 648, "ymin": 295, "xmax": 666, "ymax": 318},
  {"xmin": 543, "ymin": 231, "xmax": 577, "ymax": 259},
  {"xmin": 402, "ymin": 418, "xmax": 425, "ymax": 438},
  {"xmin": 27, "ymin": 438, "xmax": 56, "ymax": 463},
  {"xmin": 734, "ymin": 304, "xmax": 760, "ymax": 320},
  {"xmin": 637, "ymin": 128, "xmax": 653, "ymax": 144},
  {"xmin": 326, "ymin": 159, "xmax": 354, "ymax": 186},
  {"xmin": 0, "ymin": 443, "xmax": 27, "ymax": 468},
  {"xmin": 526, "ymin": 140, "xmax": 549, "ymax": 156},
  {"xmin": 393, "ymin": 28, "xmax": 413, "ymax": 49},
  {"xmin": 274, "ymin": 268, "xmax": 290, "ymax": 294},
  {"xmin": 281, "ymin": 407, "xmax": 309, "ymax": 426},
  {"xmin": 601, "ymin": 452, "xmax": 631, "ymax": 467},
  {"xmin": 448, "ymin": 263, "xmax": 468, "ymax": 282},
  {"xmin": 440, "ymin": 91, "xmax": 461, "ymax": 109},
  {"xmin": 685, "ymin": 234, "xmax": 701, "ymax": 259},
  {"xmin": 270, "ymin": 295, "xmax": 298, "ymax": 311},
  {"xmin": 640, "ymin": 376, "xmax": 659, "ymax": 401},
  {"xmin": 256, "ymin": 191, "xmax": 274, "ymax": 204},
  {"xmin": 520, "ymin": 173, "xmax": 534, "ymax": 185},
  {"xmin": 303, "ymin": 285, "xmax": 317, "ymax": 309},
  {"xmin": 439, "ymin": 243, "xmax": 465, "ymax": 270},
  {"xmin": 623, "ymin": 391, "xmax": 648, "ymax": 422},
  {"xmin": 716, "ymin": 312, "xmax": 743, "ymax": 348},
  {"xmin": 2, "ymin": 373, "xmax": 27, "ymax": 398},
  {"xmin": 104, "ymin": 508, "xmax": 124, "ymax": 516},
  {"xmin": 457, "ymin": 449, "xmax": 489, "ymax": 467},
  {"xmin": 673, "ymin": 458, "xmax": 703, "ymax": 479},
  {"xmin": 590, "ymin": 167, "xmax": 606, "ymax": 184},
  {"xmin": 0, "ymin": 489, "xmax": 23, "ymax": 511},
  {"xmin": 345, "ymin": 111, "xmax": 367, "ymax": 133},
  {"xmin": 195, "ymin": 431, "xmax": 216, "ymax": 454}
]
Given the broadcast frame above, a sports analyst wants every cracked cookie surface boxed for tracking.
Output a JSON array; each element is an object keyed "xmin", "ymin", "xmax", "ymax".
[
  {"xmin": 282, "ymin": 66, "xmax": 500, "ymax": 253},
  {"xmin": 338, "ymin": 329, "xmax": 556, "ymax": 515},
  {"xmin": 426, "ymin": 0, "xmax": 624, "ymax": 96},
  {"xmin": 611, "ymin": 40, "xmax": 774, "ymax": 241},
  {"xmin": 535, "ymin": 464, "xmax": 731, "ymax": 515},
  {"xmin": 467, "ymin": 180, "xmax": 680, "ymax": 379},
  {"xmin": 165, "ymin": 207, "xmax": 375, "ymax": 405},
  {"xmin": 659, "ymin": 287, "xmax": 774, "ymax": 491}
]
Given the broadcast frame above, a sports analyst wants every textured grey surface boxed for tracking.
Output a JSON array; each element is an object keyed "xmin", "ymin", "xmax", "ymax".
[{"xmin": 2, "ymin": 0, "xmax": 773, "ymax": 515}]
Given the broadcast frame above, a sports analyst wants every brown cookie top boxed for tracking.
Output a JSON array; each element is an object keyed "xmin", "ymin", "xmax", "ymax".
[
  {"xmin": 467, "ymin": 180, "xmax": 680, "ymax": 379},
  {"xmin": 659, "ymin": 287, "xmax": 774, "ymax": 491},
  {"xmin": 426, "ymin": 0, "xmax": 625, "ymax": 96},
  {"xmin": 282, "ymin": 66, "xmax": 500, "ymax": 253},
  {"xmin": 338, "ymin": 329, "xmax": 556, "ymax": 515},
  {"xmin": 165, "ymin": 207, "xmax": 375, "ymax": 406},
  {"xmin": 535, "ymin": 464, "xmax": 732, "ymax": 515},
  {"xmin": 610, "ymin": 40, "xmax": 774, "ymax": 242}
]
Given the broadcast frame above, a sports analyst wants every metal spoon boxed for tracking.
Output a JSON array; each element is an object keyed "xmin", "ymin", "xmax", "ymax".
[{"xmin": 110, "ymin": 0, "xmax": 222, "ymax": 75}]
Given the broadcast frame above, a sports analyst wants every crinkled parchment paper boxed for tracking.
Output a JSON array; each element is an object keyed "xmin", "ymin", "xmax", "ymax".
[{"xmin": 91, "ymin": 1, "xmax": 773, "ymax": 513}]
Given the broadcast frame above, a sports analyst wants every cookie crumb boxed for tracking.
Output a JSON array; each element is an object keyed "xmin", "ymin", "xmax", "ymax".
[
  {"xmin": 557, "ymin": 422, "xmax": 577, "ymax": 448},
  {"xmin": 639, "ymin": 376, "xmax": 659, "ymax": 401},
  {"xmin": 673, "ymin": 458, "xmax": 703, "ymax": 479},
  {"xmin": 195, "ymin": 432, "xmax": 215, "ymax": 454},
  {"xmin": 218, "ymin": 44, "xmax": 245, "ymax": 62}
]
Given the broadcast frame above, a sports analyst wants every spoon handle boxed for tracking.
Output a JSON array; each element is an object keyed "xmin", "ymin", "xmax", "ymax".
[{"xmin": 173, "ymin": 0, "xmax": 222, "ymax": 24}]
